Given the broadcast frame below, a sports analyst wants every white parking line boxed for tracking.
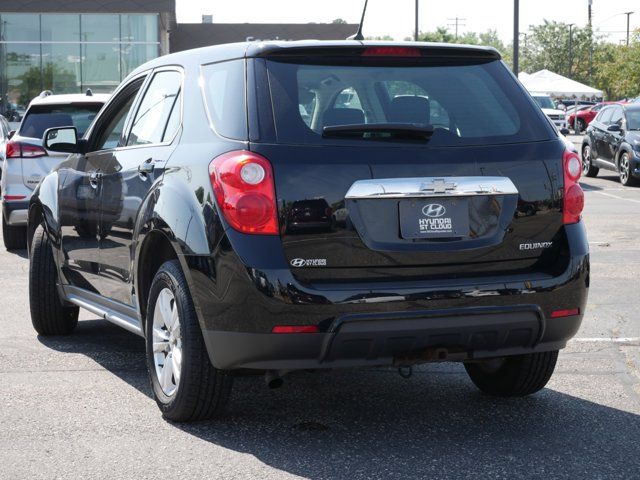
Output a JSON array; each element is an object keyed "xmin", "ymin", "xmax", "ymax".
[
  {"xmin": 571, "ymin": 337, "xmax": 640, "ymax": 343},
  {"xmin": 591, "ymin": 191, "xmax": 640, "ymax": 204}
]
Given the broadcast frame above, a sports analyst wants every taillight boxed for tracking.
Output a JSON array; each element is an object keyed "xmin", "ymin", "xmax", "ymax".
[
  {"xmin": 563, "ymin": 150, "xmax": 584, "ymax": 225},
  {"xmin": 362, "ymin": 46, "xmax": 421, "ymax": 57},
  {"xmin": 5, "ymin": 141, "xmax": 47, "ymax": 159},
  {"xmin": 209, "ymin": 151, "xmax": 279, "ymax": 235}
]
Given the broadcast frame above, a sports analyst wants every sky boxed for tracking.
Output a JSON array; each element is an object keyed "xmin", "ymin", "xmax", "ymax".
[{"xmin": 176, "ymin": 0, "xmax": 639, "ymax": 45}]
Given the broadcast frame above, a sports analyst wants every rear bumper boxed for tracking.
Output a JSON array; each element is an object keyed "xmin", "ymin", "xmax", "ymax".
[
  {"xmin": 188, "ymin": 222, "xmax": 589, "ymax": 370},
  {"xmin": 2, "ymin": 200, "xmax": 29, "ymax": 226},
  {"xmin": 203, "ymin": 306, "xmax": 581, "ymax": 370}
]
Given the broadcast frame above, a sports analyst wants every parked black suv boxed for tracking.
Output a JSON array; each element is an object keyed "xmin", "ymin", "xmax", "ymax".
[
  {"xmin": 28, "ymin": 41, "xmax": 589, "ymax": 422},
  {"xmin": 581, "ymin": 103, "xmax": 640, "ymax": 186}
]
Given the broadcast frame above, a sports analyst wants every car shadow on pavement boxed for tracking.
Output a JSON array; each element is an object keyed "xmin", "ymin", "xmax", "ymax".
[{"xmin": 39, "ymin": 318, "xmax": 640, "ymax": 479}]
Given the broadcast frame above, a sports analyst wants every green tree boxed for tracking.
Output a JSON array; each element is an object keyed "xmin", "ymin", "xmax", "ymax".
[
  {"xmin": 332, "ymin": 18, "xmax": 348, "ymax": 24},
  {"xmin": 366, "ymin": 35, "xmax": 394, "ymax": 41},
  {"xmin": 519, "ymin": 20, "xmax": 598, "ymax": 85},
  {"xmin": 593, "ymin": 32, "xmax": 640, "ymax": 99},
  {"xmin": 17, "ymin": 63, "xmax": 77, "ymax": 105},
  {"xmin": 418, "ymin": 27, "xmax": 510, "ymax": 65}
]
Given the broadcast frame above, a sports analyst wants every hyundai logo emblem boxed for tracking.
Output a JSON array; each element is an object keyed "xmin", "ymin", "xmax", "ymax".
[
  {"xmin": 422, "ymin": 204, "xmax": 446, "ymax": 218},
  {"xmin": 290, "ymin": 258, "xmax": 306, "ymax": 268}
]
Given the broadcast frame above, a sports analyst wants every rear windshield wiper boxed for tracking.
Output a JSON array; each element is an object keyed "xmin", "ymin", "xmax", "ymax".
[{"xmin": 322, "ymin": 123, "xmax": 435, "ymax": 141}]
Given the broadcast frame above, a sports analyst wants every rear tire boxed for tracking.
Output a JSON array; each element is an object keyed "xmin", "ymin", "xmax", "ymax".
[
  {"xmin": 145, "ymin": 260, "xmax": 233, "ymax": 422},
  {"xmin": 464, "ymin": 351, "xmax": 559, "ymax": 397},
  {"xmin": 29, "ymin": 224, "xmax": 79, "ymax": 335},
  {"xmin": 577, "ymin": 118, "xmax": 586, "ymax": 133},
  {"xmin": 582, "ymin": 144, "xmax": 599, "ymax": 178},
  {"xmin": 2, "ymin": 215, "xmax": 27, "ymax": 250}
]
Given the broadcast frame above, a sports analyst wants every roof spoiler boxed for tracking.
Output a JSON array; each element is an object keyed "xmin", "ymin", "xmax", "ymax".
[{"xmin": 247, "ymin": 43, "xmax": 501, "ymax": 61}]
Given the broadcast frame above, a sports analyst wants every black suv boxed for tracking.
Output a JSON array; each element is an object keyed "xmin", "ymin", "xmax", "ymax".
[
  {"xmin": 581, "ymin": 103, "xmax": 640, "ymax": 186},
  {"xmin": 28, "ymin": 42, "xmax": 589, "ymax": 422}
]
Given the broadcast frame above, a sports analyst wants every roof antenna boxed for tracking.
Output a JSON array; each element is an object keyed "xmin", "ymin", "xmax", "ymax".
[{"xmin": 348, "ymin": 0, "xmax": 369, "ymax": 41}]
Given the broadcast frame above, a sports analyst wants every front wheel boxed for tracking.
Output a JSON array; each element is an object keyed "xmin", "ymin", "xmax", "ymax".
[
  {"xmin": 619, "ymin": 152, "xmax": 638, "ymax": 186},
  {"xmin": 464, "ymin": 350, "xmax": 559, "ymax": 397},
  {"xmin": 29, "ymin": 224, "xmax": 79, "ymax": 335},
  {"xmin": 582, "ymin": 144, "xmax": 599, "ymax": 177},
  {"xmin": 577, "ymin": 118, "xmax": 586, "ymax": 133},
  {"xmin": 145, "ymin": 260, "xmax": 233, "ymax": 422}
]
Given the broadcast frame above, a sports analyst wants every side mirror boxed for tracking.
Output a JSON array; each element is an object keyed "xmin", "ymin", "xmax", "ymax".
[
  {"xmin": 43, "ymin": 127, "xmax": 79, "ymax": 153},
  {"xmin": 560, "ymin": 128, "xmax": 570, "ymax": 136},
  {"xmin": 607, "ymin": 124, "xmax": 621, "ymax": 132},
  {"xmin": 8, "ymin": 130, "xmax": 15, "ymax": 140}
]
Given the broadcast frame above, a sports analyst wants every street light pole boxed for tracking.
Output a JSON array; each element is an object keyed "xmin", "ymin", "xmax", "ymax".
[
  {"xmin": 415, "ymin": 0, "xmax": 419, "ymax": 42},
  {"xmin": 568, "ymin": 23, "xmax": 575, "ymax": 77},
  {"xmin": 513, "ymin": 0, "xmax": 519, "ymax": 75},
  {"xmin": 624, "ymin": 11, "xmax": 634, "ymax": 46}
]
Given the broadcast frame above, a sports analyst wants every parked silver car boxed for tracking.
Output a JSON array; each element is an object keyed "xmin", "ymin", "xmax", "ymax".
[
  {"xmin": 0, "ymin": 114, "xmax": 12, "ymax": 193},
  {"xmin": 1, "ymin": 91, "xmax": 108, "ymax": 249}
]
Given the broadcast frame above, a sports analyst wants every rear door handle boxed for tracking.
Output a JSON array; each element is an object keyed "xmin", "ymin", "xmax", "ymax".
[{"xmin": 138, "ymin": 158, "xmax": 154, "ymax": 174}]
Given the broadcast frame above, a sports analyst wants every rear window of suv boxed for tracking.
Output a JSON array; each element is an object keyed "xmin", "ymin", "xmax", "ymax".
[
  {"xmin": 19, "ymin": 103, "xmax": 103, "ymax": 139},
  {"xmin": 263, "ymin": 56, "xmax": 553, "ymax": 147}
]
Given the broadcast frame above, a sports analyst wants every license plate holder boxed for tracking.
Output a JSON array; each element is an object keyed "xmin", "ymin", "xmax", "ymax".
[{"xmin": 399, "ymin": 198, "xmax": 469, "ymax": 239}]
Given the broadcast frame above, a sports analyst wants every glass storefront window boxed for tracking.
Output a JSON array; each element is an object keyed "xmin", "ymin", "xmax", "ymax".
[
  {"xmin": 82, "ymin": 44, "xmax": 121, "ymax": 93},
  {"xmin": 0, "ymin": 12, "xmax": 159, "ymax": 117},
  {"xmin": 121, "ymin": 43, "xmax": 158, "ymax": 77},
  {"xmin": 0, "ymin": 14, "xmax": 40, "ymax": 42},
  {"xmin": 4, "ymin": 43, "xmax": 41, "ymax": 108},
  {"xmin": 121, "ymin": 14, "xmax": 158, "ymax": 43},
  {"xmin": 41, "ymin": 44, "xmax": 82, "ymax": 94},
  {"xmin": 41, "ymin": 14, "xmax": 80, "ymax": 42},
  {"xmin": 80, "ymin": 14, "xmax": 119, "ymax": 42}
]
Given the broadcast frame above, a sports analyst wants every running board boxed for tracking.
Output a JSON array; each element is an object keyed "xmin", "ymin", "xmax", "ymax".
[{"xmin": 64, "ymin": 287, "xmax": 143, "ymax": 337}]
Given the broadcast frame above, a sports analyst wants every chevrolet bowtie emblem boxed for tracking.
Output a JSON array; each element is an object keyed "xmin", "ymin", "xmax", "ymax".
[{"xmin": 421, "ymin": 179, "xmax": 457, "ymax": 194}]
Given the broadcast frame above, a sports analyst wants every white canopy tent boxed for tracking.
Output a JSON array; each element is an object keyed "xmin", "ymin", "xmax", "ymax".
[{"xmin": 518, "ymin": 69, "xmax": 603, "ymax": 100}]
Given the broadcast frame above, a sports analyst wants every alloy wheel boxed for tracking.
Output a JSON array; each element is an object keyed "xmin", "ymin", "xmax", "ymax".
[
  {"xmin": 620, "ymin": 153, "xmax": 630, "ymax": 184},
  {"xmin": 152, "ymin": 288, "xmax": 182, "ymax": 397},
  {"xmin": 582, "ymin": 146, "xmax": 592, "ymax": 175}
]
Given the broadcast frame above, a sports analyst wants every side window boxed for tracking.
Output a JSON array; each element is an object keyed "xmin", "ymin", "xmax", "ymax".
[
  {"xmin": 127, "ymin": 70, "xmax": 182, "ymax": 146},
  {"xmin": 94, "ymin": 78, "xmax": 145, "ymax": 151},
  {"xmin": 161, "ymin": 91, "xmax": 182, "ymax": 142},
  {"xmin": 597, "ymin": 107, "xmax": 614, "ymax": 125},
  {"xmin": 610, "ymin": 107, "xmax": 623, "ymax": 126},
  {"xmin": 201, "ymin": 59, "xmax": 246, "ymax": 140},
  {"xmin": 592, "ymin": 104, "xmax": 602, "ymax": 112}
]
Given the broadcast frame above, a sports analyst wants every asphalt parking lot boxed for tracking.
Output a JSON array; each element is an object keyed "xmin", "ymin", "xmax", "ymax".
[{"xmin": 1, "ymin": 166, "xmax": 639, "ymax": 479}]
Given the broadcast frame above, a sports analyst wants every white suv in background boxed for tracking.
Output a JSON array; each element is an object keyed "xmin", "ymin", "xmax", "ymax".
[
  {"xmin": 530, "ymin": 93, "xmax": 568, "ymax": 132},
  {"xmin": 1, "ymin": 91, "xmax": 108, "ymax": 249}
]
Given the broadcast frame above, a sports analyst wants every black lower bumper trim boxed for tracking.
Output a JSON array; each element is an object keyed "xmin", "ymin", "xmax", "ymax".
[{"xmin": 203, "ymin": 306, "xmax": 580, "ymax": 370}]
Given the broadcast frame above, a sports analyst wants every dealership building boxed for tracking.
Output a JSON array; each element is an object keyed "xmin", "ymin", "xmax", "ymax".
[{"xmin": 0, "ymin": 0, "xmax": 356, "ymax": 118}]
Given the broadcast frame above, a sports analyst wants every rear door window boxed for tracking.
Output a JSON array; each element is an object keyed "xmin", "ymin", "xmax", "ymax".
[
  {"xmin": 597, "ymin": 107, "xmax": 614, "ymax": 125},
  {"xmin": 263, "ymin": 56, "xmax": 552, "ymax": 147},
  {"xmin": 127, "ymin": 70, "xmax": 182, "ymax": 146},
  {"xmin": 19, "ymin": 103, "xmax": 103, "ymax": 139},
  {"xmin": 609, "ymin": 106, "xmax": 624, "ymax": 126}
]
